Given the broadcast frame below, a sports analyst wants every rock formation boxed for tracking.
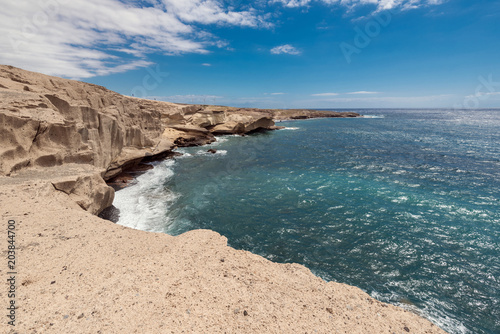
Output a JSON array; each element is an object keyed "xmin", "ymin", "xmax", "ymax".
[{"xmin": 0, "ymin": 65, "xmax": 359, "ymax": 214}]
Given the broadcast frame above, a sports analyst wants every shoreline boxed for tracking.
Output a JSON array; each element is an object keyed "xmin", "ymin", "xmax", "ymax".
[
  {"xmin": 0, "ymin": 65, "xmax": 448, "ymax": 333},
  {"xmin": 103, "ymin": 115, "xmax": 358, "ymax": 191}
]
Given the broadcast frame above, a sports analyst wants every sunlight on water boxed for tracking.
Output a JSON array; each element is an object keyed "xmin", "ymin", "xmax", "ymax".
[{"xmin": 114, "ymin": 109, "xmax": 500, "ymax": 334}]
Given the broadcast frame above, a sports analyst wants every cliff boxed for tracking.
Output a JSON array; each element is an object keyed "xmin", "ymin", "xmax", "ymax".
[
  {"xmin": 0, "ymin": 65, "xmax": 358, "ymax": 214},
  {"xmin": 0, "ymin": 65, "xmax": 275, "ymax": 180},
  {"xmin": 0, "ymin": 65, "xmax": 445, "ymax": 333}
]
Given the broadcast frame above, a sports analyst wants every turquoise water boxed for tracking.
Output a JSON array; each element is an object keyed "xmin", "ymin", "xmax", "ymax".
[{"xmin": 114, "ymin": 109, "xmax": 500, "ymax": 334}]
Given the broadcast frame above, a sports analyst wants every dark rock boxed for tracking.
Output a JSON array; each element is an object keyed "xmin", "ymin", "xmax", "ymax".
[
  {"xmin": 174, "ymin": 135, "xmax": 215, "ymax": 147},
  {"xmin": 207, "ymin": 149, "xmax": 217, "ymax": 154},
  {"xmin": 98, "ymin": 205, "xmax": 120, "ymax": 223}
]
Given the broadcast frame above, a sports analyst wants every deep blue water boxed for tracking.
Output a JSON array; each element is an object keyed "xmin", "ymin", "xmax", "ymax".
[{"xmin": 114, "ymin": 109, "xmax": 500, "ymax": 334}]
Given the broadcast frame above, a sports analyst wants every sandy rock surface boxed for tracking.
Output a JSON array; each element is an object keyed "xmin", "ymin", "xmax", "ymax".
[{"xmin": 1, "ymin": 179, "xmax": 446, "ymax": 334}]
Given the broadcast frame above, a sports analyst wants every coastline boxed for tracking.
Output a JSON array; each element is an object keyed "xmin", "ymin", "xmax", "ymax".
[{"xmin": 0, "ymin": 65, "xmax": 447, "ymax": 333}]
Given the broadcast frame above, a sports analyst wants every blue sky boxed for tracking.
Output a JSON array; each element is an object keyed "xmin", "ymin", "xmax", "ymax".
[{"xmin": 1, "ymin": 0, "xmax": 499, "ymax": 108}]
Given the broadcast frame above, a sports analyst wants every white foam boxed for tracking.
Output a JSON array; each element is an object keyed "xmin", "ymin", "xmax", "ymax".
[
  {"xmin": 363, "ymin": 115, "xmax": 385, "ymax": 118},
  {"xmin": 391, "ymin": 196, "xmax": 409, "ymax": 203},
  {"xmin": 282, "ymin": 127, "xmax": 300, "ymax": 130},
  {"xmin": 113, "ymin": 160, "xmax": 178, "ymax": 232},
  {"xmin": 195, "ymin": 149, "xmax": 227, "ymax": 156},
  {"xmin": 370, "ymin": 291, "xmax": 470, "ymax": 334},
  {"xmin": 211, "ymin": 136, "xmax": 229, "ymax": 146},
  {"xmin": 173, "ymin": 148, "xmax": 193, "ymax": 158},
  {"xmin": 176, "ymin": 152, "xmax": 192, "ymax": 159}
]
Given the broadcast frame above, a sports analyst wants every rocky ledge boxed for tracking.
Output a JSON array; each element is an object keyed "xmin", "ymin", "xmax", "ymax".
[{"xmin": 0, "ymin": 65, "xmax": 446, "ymax": 333}]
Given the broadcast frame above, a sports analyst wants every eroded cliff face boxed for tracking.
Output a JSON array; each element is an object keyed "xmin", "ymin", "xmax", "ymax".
[
  {"xmin": 0, "ymin": 66, "xmax": 281, "ymax": 213},
  {"xmin": 0, "ymin": 65, "xmax": 279, "ymax": 180},
  {"xmin": 0, "ymin": 65, "xmax": 361, "ymax": 215}
]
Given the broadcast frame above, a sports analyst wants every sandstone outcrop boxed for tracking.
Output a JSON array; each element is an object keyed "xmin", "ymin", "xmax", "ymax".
[
  {"xmin": 0, "ymin": 65, "xmax": 278, "ymax": 213},
  {"xmin": 0, "ymin": 65, "xmax": 360, "ymax": 214},
  {"xmin": 0, "ymin": 66, "xmax": 282, "ymax": 181}
]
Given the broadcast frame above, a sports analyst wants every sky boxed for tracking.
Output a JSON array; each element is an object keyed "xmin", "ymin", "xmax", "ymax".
[{"xmin": 1, "ymin": 0, "xmax": 499, "ymax": 108}]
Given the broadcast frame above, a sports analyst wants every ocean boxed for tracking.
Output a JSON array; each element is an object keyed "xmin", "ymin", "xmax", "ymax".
[{"xmin": 112, "ymin": 109, "xmax": 500, "ymax": 334}]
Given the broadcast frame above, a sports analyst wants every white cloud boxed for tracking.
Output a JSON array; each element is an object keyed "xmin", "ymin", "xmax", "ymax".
[
  {"xmin": 161, "ymin": 0, "xmax": 269, "ymax": 27},
  {"xmin": 271, "ymin": 44, "xmax": 301, "ymax": 55},
  {"xmin": 0, "ymin": 0, "xmax": 445, "ymax": 79},
  {"xmin": 347, "ymin": 91, "xmax": 381, "ymax": 94},
  {"xmin": 273, "ymin": 0, "xmax": 443, "ymax": 12},
  {"xmin": 310, "ymin": 94, "xmax": 453, "ymax": 103},
  {"xmin": 271, "ymin": 92, "xmax": 286, "ymax": 95},
  {"xmin": 202, "ymin": 63, "xmax": 212, "ymax": 66},
  {"xmin": 0, "ymin": 0, "xmax": 268, "ymax": 78},
  {"xmin": 272, "ymin": 0, "xmax": 312, "ymax": 8},
  {"xmin": 311, "ymin": 92, "xmax": 339, "ymax": 96},
  {"xmin": 312, "ymin": 91, "xmax": 379, "ymax": 96},
  {"xmin": 465, "ymin": 92, "xmax": 500, "ymax": 99}
]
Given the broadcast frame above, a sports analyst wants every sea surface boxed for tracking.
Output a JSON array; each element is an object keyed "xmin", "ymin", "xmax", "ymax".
[{"xmin": 113, "ymin": 109, "xmax": 500, "ymax": 334}]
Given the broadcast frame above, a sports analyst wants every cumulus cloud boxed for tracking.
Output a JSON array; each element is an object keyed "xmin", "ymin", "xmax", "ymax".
[
  {"xmin": 272, "ymin": 0, "xmax": 312, "ymax": 7},
  {"xmin": 0, "ymin": 0, "xmax": 444, "ymax": 79},
  {"xmin": 271, "ymin": 44, "xmax": 301, "ymax": 55},
  {"xmin": 0, "ymin": 0, "xmax": 268, "ymax": 78}
]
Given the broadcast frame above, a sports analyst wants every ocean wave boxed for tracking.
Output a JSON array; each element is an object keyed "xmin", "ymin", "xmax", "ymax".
[
  {"xmin": 211, "ymin": 136, "xmax": 229, "ymax": 146},
  {"xmin": 113, "ymin": 160, "xmax": 178, "ymax": 232},
  {"xmin": 175, "ymin": 152, "xmax": 192, "ymax": 159},
  {"xmin": 370, "ymin": 290, "xmax": 470, "ymax": 334},
  {"xmin": 195, "ymin": 149, "xmax": 228, "ymax": 156},
  {"xmin": 363, "ymin": 115, "xmax": 385, "ymax": 118}
]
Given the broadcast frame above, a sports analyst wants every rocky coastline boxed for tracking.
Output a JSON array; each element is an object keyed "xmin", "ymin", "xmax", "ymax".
[{"xmin": 0, "ymin": 65, "xmax": 446, "ymax": 333}]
